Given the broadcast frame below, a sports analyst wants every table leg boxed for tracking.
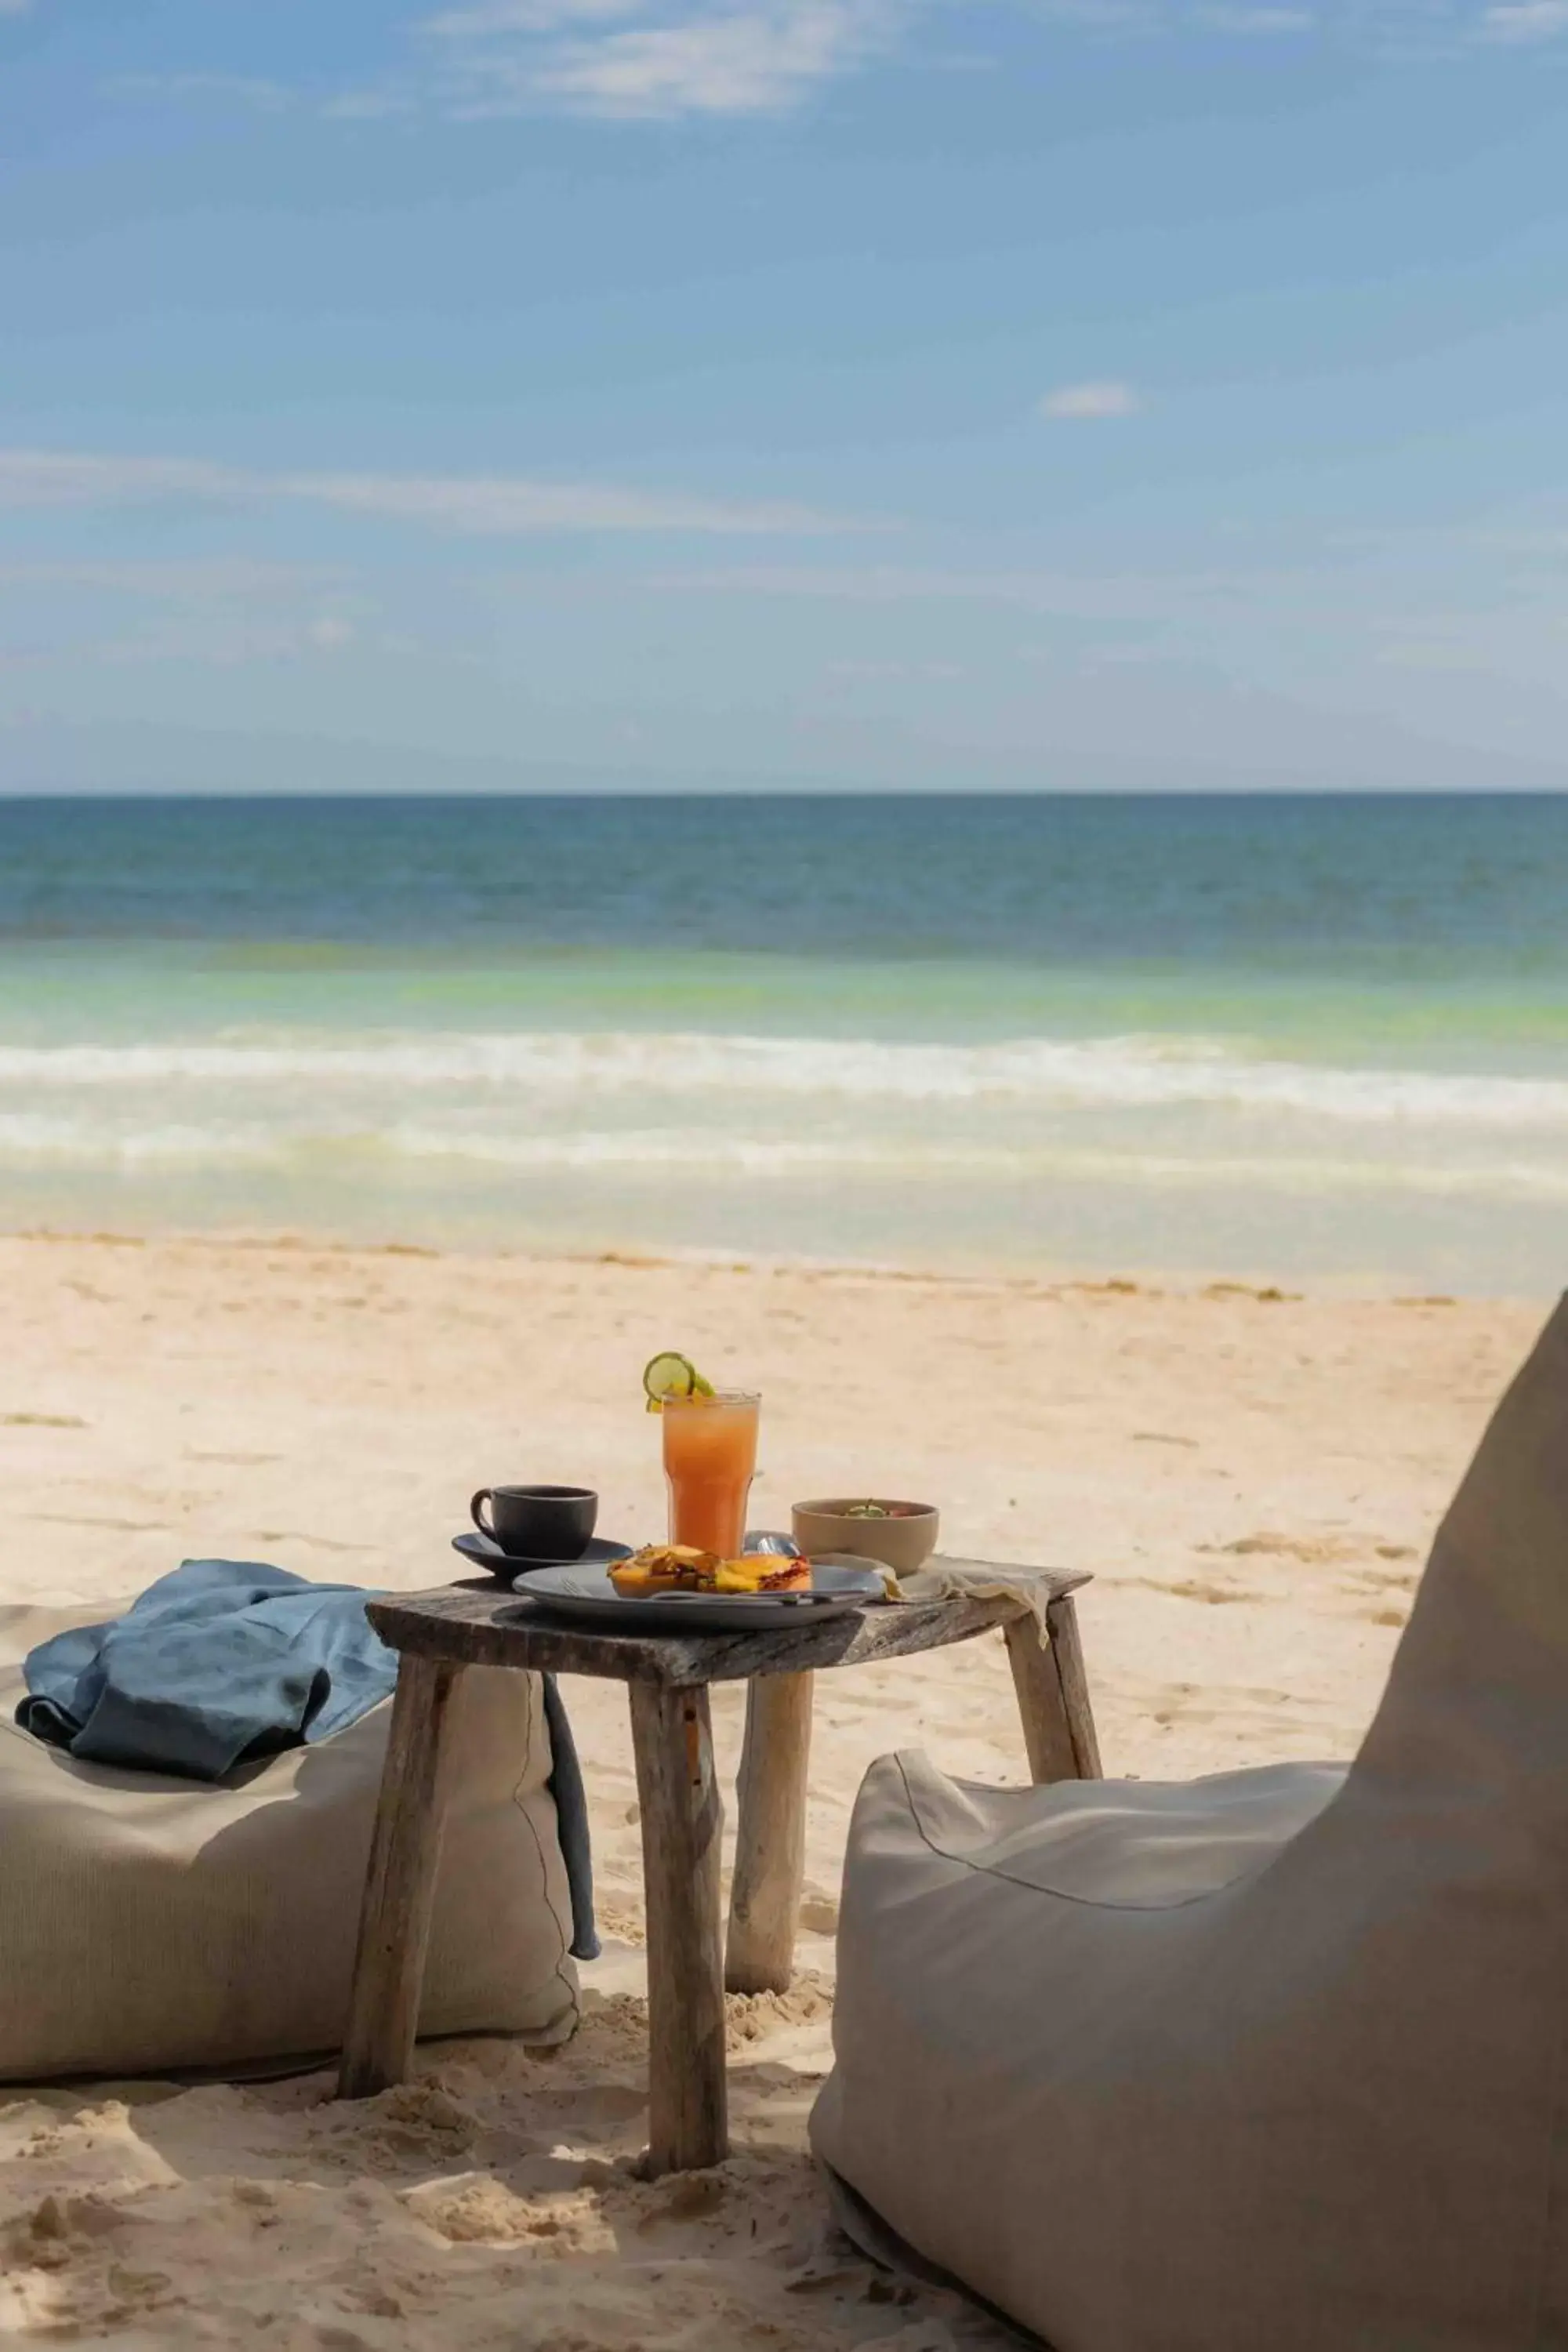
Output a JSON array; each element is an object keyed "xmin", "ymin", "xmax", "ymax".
[
  {"xmin": 337, "ymin": 1654, "xmax": 465, "ymax": 2100},
  {"xmin": 1005, "ymin": 1595, "xmax": 1102, "ymax": 1784},
  {"xmin": 1047, "ymin": 1593, "xmax": 1103, "ymax": 1779},
  {"xmin": 629, "ymin": 1680, "xmax": 728, "ymax": 2175},
  {"xmin": 726, "ymin": 1671, "xmax": 814, "ymax": 1995}
]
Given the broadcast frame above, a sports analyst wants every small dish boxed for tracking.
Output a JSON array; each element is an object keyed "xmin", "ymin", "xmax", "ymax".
[
  {"xmin": 452, "ymin": 1531, "xmax": 633, "ymax": 1581},
  {"xmin": 791, "ymin": 1497, "xmax": 940, "ymax": 1577}
]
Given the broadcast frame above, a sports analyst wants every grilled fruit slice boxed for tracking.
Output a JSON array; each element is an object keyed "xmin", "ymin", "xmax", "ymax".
[{"xmin": 711, "ymin": 1555, "xmax": 812, "ymax": 1595}]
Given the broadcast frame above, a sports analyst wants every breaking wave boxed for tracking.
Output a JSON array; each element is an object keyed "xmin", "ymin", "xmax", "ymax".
[{"xmin": 2, "ymin": 1029, "xmax": 1567, "ymax": 1129}]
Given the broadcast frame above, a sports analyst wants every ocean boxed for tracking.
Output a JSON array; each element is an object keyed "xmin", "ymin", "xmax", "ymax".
[{"xmin": 1, "ymin": 793, "xmax": 1564, "ymax": 1294}]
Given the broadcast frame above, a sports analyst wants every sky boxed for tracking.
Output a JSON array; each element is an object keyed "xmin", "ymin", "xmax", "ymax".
[{"xmin": 1, "ymin": 0, "xmax": 1566, "ymax": 793}]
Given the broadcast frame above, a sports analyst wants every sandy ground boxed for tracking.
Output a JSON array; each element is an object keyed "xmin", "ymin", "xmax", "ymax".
[{"xmin": 0, "ymin": 1232, "xmax": 1549, "ymax": 2348}]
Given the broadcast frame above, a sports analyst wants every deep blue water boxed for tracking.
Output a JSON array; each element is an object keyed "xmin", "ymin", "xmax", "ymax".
[{"xmin": 2, "ymin": 793, "xmax": 1566, "ymax": 982}]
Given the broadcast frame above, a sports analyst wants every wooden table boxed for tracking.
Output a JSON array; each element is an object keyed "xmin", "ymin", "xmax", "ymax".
[{"xmin": 336, "ymin": 1560, "xmax": 1101, "ymax": 2174}]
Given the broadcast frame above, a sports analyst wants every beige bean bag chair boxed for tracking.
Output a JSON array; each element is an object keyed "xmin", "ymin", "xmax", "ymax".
[
  {"xmin": 814, "ymin": 1294, "xmax": 1568, "ymax": 2351},
  {"xmin": 0, "ymin": 1602, "xmax": 579, "ymax": 2081}
]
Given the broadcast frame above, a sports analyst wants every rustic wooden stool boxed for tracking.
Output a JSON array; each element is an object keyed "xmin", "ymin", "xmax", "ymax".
[{"xmin": 336, "ymin": 1562, "xmax": 1100, "ymax": 2174}]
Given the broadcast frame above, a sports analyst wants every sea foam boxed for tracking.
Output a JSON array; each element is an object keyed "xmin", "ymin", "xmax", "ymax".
[{"xmin": 1, "ymin": 1030, "xmax": 1566, "ymax": 1129}]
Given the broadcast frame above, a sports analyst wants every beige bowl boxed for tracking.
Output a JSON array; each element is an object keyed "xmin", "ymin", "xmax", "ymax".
[{"xmin": 791, "ymin": 1497, "xmax": 940, "ymax": 1577}]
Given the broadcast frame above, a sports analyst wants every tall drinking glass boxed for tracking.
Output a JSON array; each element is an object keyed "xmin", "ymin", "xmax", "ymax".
[{"xmin": 662, "ymin": 1389, "xmax": 760, "ymax": 1558}]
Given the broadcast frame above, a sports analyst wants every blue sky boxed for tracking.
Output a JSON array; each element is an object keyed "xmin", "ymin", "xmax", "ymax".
[{"xmin": 2, "ymin": 0, "xmax": 1565, "ymax": 791}]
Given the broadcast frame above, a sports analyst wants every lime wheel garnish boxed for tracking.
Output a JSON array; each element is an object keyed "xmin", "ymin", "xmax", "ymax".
[{"xmin": 641, "ymin": 1351, "xmax": 716, "ymax": 1413}]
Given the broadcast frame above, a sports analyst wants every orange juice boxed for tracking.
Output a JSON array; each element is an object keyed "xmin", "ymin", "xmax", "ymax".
[{"xmin": 662, "ymin": 1390, "xmax": 760, "ymax": 1558}]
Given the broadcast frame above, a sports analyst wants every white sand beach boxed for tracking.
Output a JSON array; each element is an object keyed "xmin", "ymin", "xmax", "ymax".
[{"xmin": 0, "ymin": 1232, "xmax": 1548, "ymax": 2349}]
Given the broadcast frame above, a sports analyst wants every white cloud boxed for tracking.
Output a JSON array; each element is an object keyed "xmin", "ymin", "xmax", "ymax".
[
  {"xmin": 0, "ymin": 448, "xmax": 848, "ymax": 538},
  {"xmin": 648, "ymin": 563, "xmax": 1249, "ymax": 619},
  {"xmin": 113, "ymin": 67, "xmax": 416, "ymax": 121},
  {"xmin": 534, "ymin": 2, "xmax": 886, "ymax": 114},
  {"xmin": 1195, "ymin": 3, "xmax": 1313, "ymax": 31},
  {"xmin": 1040, "ymin": 379, "xmax": 1142, "ymax": 420},
  {"xmin": 423, "ymin": 0, "xmax": 890, "ymax": 117},
  {"xmin": 425, "ymin": 0, "xmax": 648, "ymax": 31},
  {"xmin": 320, "ymin": 89, "xmax": 419, "ymax": 119},
  {"xmin": 0, "ymin": 558, "xmax": 348, "ymax": 597},
  {"xmin": 308, "ymin": 615, "xmax": 358, "ymax": 651},
  {"xmin": 285, "ymin": 465, "xmax": 842, "ymax": 533},
  {"xmin": 109, "ymin": 71, "xmax": 294, "ymax": 109},
  {"xmin": 0, "ymin": 0, "xmax": 35, "ymax": 16},
  {"xmin": 94, "ymin": 0, "xmax": 1568, "ymax": 133},
  {"xmin": 1479, "ymin": 0, "xmax": 1568, "ymax": 37},
  {"xmin": 0, "ymin": 453, "xmax": 240, "ymax": 507}
]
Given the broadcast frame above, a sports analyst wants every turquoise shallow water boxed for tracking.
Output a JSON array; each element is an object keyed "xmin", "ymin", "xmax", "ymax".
[{"xmin": 2, "ymin": 794, "xmax": 1565, "ymax": 1292}]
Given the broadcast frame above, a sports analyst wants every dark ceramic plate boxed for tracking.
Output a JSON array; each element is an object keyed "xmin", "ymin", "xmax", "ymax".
[
  {"xmin": 509, "ymin": 1558, "xmax": 885, "ymax": 1630},
  {"xmin": 452, "ymin": 1531, "xmax": 634, "ymax": 1580}
]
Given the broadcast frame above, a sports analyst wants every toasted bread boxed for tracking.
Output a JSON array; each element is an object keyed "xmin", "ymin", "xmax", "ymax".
[
  {"xmin": 608, "ymin": 1544, "xmax": 720, "ymax": 1596},
  {"xmin": 608, "ymin": 1545, "xmax": 812, "ymax": 1599}
]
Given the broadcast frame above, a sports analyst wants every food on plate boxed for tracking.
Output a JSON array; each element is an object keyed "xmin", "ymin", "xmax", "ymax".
[
  {"xmin": 608, "ymin": 1544, "xmax": 720, "ymax": 1595},
  {"xmin": 714, "ymin": 1553, "xmax": 812, "ymax": 1595},
  {"xmin": 608, "ymin": 1544, "xmax": 813, "ymax": 1599}
]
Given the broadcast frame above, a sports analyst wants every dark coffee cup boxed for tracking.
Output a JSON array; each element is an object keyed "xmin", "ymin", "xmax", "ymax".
[{"xmin": 470, "ymin": 1483, "xmax": 597, "ymax": 1560}]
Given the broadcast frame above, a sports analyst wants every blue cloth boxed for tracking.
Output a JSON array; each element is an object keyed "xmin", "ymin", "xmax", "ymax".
[
  {"xmin": 16, "ymin": 1559, "xmax": 598, "ymax": 1961},
  {"xmin": 539, "ymin": 1677, "xmax": 599, "ymax": 1962}
]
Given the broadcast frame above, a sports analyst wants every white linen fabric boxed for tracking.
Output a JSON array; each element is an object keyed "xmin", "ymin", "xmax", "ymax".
[
  {"xmin": 812, "ymin": 1294, "xmax": 1568, "ymax": 2351},
  {"xmin": 892, "ymin": 1558, "xmax": 1073, "ymax": 1630},
  {"xmin": 0, "ymin": 1604, "xmax": 579, "ymax": 2081}
]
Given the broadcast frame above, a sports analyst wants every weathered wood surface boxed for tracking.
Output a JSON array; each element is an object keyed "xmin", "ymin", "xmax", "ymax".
[
  {"xmin": 337, "ymin": 1654, "xmax": 465, "ymax": 2100},
  {"xmin": 629, "ymin": 1679, "xmax": 728, "ymax": 2174},
  {"xmin": 725, "ymin": 1671, "xmax": 814, "ymax": 1995},
  {"xmin": 1004, "ymin": 1615, "xmax": 1080, "ymax": 1785},
  {"xmin": 1047, "ymin": 1593, "xmax": 1104, "ymax": 1779},
  {"xmin": 368, "ymin": 1557, "xmax": 1090, "ymax": 1687}
]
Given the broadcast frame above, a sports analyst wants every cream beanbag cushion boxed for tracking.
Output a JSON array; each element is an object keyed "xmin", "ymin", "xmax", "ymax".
[
  {"xmin": 815, "ymin": 1294, "xmax": 1568, "ymax": 2351},
  {"xmin": 0, "ymin": 1601, "xmax": 579, "ymax": 2081}
]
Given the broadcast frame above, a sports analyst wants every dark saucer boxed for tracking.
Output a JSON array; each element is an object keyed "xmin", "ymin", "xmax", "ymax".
[{"xmin": 452, "ymin": 1530, "xmax": 633, "ymax": 1581}]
